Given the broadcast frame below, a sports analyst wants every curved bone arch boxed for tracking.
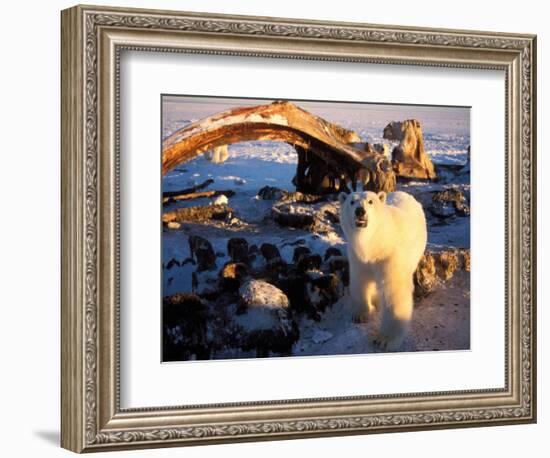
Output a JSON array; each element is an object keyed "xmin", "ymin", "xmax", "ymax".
[{"xmin": 162, "ymin": 101, "xmax": 396, "ymax": 193}]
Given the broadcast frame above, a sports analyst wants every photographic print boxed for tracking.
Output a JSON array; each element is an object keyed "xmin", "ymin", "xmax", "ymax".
[{"xmin": 161, "ymin": 95, "xmax": 471, "ymax": 362}]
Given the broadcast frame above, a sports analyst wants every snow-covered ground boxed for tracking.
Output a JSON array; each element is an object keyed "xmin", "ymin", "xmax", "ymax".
[{"xmin": 162, "ymin": 97, "xmax": 470, "ymax": 359}]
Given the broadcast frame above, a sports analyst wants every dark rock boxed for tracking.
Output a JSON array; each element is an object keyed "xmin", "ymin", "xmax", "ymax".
[
  {"xmin": 188, "ymin": 235, "xmax": 216, "ymax": 272},
  {"xmin": 282, "ymin": 191, "xmax": 326, "ymax": 204},
  {"xmin": 227, "ymin": 237, "xmax": 249, "ymax": 264},
  {"xmin": 272, "ymin": 206, "xmax": 315, "ymax": 230},
  {"xmin": 257, "ymin": 186, "xmax": 286, "ymax": 200},
  {"xmin": 280, "ymin": 268, "xmax": 343, "ymax": 320},
  {"xmin": 276, "ymin": 271, "xmax": 306, "ymax": 311},
  {"xmin": 431, "ymin": 188, "xmax": 470, "ymax": 218},
  {"xmin": 259, "ymin": 243, "xmax": 287, "ymax": 275},
  {"xmin": 192, "ymin": 270, "xmax": 219, "ymax": 298},
  {"xmin": 296, "ymin": 253, "xmax": 322, "ymax": 273},
  {"xmin": 436, "ymin": 251, "xmax": 459, "ymax": 281},
  {"xmin": 304, "ymin": 272, "xmax": 342, "ymax": 317},
  {"xmin": 328, "ymin": 256, "xmax": 349, "ymax": 286},
  {"xmin": 238, "ymin": 324, "xmax": 299, "ymax": 358},
  {"xmin": 234, "ymin": 315, "xmax": 299, "ymax": 357},
  {"xmin": 257, "ymin": 186, "xmax": 325, "ymax": 205},
  {"xmin": 219, "ymin": 262, "xmax": 249, "ymax": 292},
  {"xmin": 459, "ymin": 249, "xmax": 471, "ymax": 272},
  {"xmin": 324, "ymin": 247, "xmax": 343, "ymax": 261},
  {"xmin": 430, "ymin": 200, "xmax": 456, "ymax": 219},
  {"xmin": 324, "ymin": 209, "xmax": 340, "ymax": 224},
  {"xmin": 271, "ymin": 206, "xmax": 316, "ymax": 231},
  {"xmin": 292, "ymin": 246, "xmax": 311, "ymax": 263},
  {"xmin": 166, "ymin": 258, "xmax": 180, "ymax": 270},
  {"xmin": 162, "ymin": 293, "xmax": 210, "ymax": 361},
  {"xmin": 260, "ymin": 243, "xmax": 281, "ymax": 262},
  {"xmin": 433, "ymin": 188, "xmax": 466, "ymax": 204},
  {"xmin": 163, "ymin": 292, "xmax": 203, "ymax": 310},
  {"xmin": 455, "ymin": 201, "xmax": 470, "ymax": 216},
  {"xmin": 247, "ymin": 244, "xmax": 261, "ymax": 267},
  {"xmin": 414, "ymin": 252, "xmax": 438, "ymax": 298},
  {"xmin": 272, "ymin": 201, "xmax": 339, "ymax": 234},
  {"xmin": 414, "ymin": 249, "xmax": 470, "ymax": 299},
  {"xmin": 235, "ymin": 280, "xmax": 298, "ymax": 357}
]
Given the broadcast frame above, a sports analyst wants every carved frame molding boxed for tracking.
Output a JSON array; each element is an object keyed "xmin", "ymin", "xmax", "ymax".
[{"xmin": 61, "ymin": 5, "xmax": 536, "ymax": 452}]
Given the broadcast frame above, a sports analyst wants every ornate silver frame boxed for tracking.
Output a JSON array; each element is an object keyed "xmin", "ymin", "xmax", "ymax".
[{"xmin": 61, "ymin": 4, "xmax": 537, "ymax": 453}]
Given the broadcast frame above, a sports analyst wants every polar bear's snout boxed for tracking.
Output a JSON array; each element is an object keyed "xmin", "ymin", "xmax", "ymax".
[{"xmin": 354, "ymin": 206, "xmax": 368, "ymax": 228}]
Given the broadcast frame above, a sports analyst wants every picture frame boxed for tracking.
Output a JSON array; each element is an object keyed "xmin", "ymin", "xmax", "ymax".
[{"xmin": 60, "ymin": 4, "xmax": 537, "ymax": 453}]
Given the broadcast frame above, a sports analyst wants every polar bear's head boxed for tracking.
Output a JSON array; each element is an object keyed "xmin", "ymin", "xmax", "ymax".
[{"xmin": 339, "ymin": 191, "xmax": 387, "ymax": 237}]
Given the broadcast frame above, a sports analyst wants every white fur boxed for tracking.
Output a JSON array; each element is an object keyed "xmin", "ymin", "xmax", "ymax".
[
  {"xmin": 205, "ymin": 144, "xmax": 229, "ymax": 163},
  {"xmin": 212, "ymin": 194, "xmax": 228, "ymax": 206},
  {"xmin": 339, "ymin": 190, "xmax": 427, "ymax": 351}
]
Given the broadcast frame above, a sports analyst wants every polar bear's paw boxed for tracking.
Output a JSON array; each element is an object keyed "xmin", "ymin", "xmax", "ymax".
[
  {"xmin": 349, "ymin": 300, "xmax": 375, "ymax": 324},
  {"xmin": 374, "ymin": 333, "xmax": 405, "ymax": 352},
  {"xmin": 352, "ymin": 312, "xmax": 369, "ymax": 324}
]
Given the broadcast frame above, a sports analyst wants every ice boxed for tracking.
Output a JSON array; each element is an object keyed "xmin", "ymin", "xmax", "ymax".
[{"xmin": 311, "ymin": 329, "xmax": 334, "ymax": 344}]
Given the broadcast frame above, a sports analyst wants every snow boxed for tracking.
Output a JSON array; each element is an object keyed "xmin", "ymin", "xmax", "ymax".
[
  {"xmin": 311, "ymin": 329, "xmax": 334, "ymax": 344},
  {"xmin": 211, "ymin": 194, "xmax": 228, "ymax": 206},
  {"xmin": 162, "ymin": 98, "xmax": 471, "ymax": 359},
  {"xmin": 293, "ymin": 271, "xmax": 470, "ymax": 356},
  {"xmin": 234, "ymin": 308, "xmax": 285, "ymax": 332}
]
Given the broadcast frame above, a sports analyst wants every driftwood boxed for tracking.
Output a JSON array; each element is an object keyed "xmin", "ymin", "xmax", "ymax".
[
  {"xmin": 162, "ymin": 205, "xmax": 232, "ymax": 224},
  {"xmin": 257, "ymin": 186, "xmax": 326, "ymax": 204},
  {"xmin": 272, "ymin": 208, "xmax": 315, "ymax": 230},
  {"xmin": 383, "ymin": 119, "xmax": 437, "ymax": 180},
  {"xmin": 162, "ymin": 101, "xmax": 396, "ymax": 193},
  {"xmin": 163, "ymin": 178, "xmax": 214, "ymax": 198},
  {"xmin": 163, "ymin": 190, "xmax": 236, "ymax": 204}
]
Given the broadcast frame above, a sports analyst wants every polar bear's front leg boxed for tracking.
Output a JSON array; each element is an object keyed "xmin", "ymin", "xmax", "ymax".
[
  {"xmin": 349, "ymin": 265, "xmax": 378, "ymax": 323},
  {"xmin": 376, "ymin": 274, "xmax": 414, "ymax": 351},
  {"xmin": 350, "ymin": 280, "xmax": 377, "ymax": 323}
]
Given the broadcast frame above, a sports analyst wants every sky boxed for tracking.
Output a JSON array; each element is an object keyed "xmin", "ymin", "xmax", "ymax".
[{"xmin": 162, "ymin": 94, "xmax": 470, "ymax": 137}]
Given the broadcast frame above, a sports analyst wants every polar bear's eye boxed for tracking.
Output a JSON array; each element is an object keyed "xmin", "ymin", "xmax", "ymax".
[{"xmin": 368, "ymin": 200, "xmax": 373, "ymax": 205}]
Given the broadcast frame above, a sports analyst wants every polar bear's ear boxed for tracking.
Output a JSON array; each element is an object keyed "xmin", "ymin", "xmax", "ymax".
[
  {"xmin": 377, "ymin": 191, "xmax": 387, "ymax": 204},
  {"xmin": 338, "ymin": 192, "xmax": 348, "ymax": 205}
]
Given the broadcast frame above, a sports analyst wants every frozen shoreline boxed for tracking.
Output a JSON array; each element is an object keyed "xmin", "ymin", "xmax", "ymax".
[{"xmin": 161, "ymin": 111, "xmax": 471, "ymax": 360}]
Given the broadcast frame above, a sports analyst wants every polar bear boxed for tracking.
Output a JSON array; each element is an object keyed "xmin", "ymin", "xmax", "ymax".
[
  {"xmin": 205, "ymin": 144, "xmax": 229, "ymax": 164},
  {"xmin": 339, "ymin": 190, "xmax": 427, "ymax": 351}
]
